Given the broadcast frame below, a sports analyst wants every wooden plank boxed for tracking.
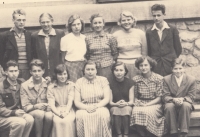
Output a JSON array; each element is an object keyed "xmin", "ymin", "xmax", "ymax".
[
  {"xmin": 188, "ymin": 127, "xmax": 200, "ymax": 137},
  {"xmin": 194, "ymin": 104, "xmax": 200, "ymax": 111}
]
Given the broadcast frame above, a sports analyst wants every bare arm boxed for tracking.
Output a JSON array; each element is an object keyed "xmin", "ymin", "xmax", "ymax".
[{"xmin": 145, "ymin": 96, "xmax": 161, "ymax": 106}]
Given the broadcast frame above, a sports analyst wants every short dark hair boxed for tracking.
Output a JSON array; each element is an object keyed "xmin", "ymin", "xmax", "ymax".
[
  {"xmin": 12, "ymin": 9, "xmax": 26, "ymax": 19},
  {"xmin": 171, "ymin": 58, "xmax": 186, "ymax": 68},
  {"xmin": 53, "ymin": 64, "xmax": 70, "ymax": 81},
  {"xmin": 151, "ymin": 4, "xmax": 166, "ymax": 14},
  {"xmin": 67, "ymin": 14, "xmax": 85, "ymax": 33},
  {"xmin": 29, "ymin": 59, "xmax": 45, "ymax": 70},
  {"xmin": 82, "ymin": 61, "xmax": 97, "ymax": 75},
  {"xmin": 111, "ymin": 61, "xmax": 128, "ymax": 76},
  {"xmin": 135, "ymin": 56, "xmax": 157, "ymax": 71},
  {"xmin": 5, "ymin": 60, "xmax": 19, "ymax": 71}
]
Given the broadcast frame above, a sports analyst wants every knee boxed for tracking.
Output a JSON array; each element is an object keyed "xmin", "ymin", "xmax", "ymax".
[
  {"xmin": 44, "ymin": 112, "xmax": 53, "ymax": 121},
  {"xmin": 32, "ymin": 110, "xmax": 45, "ymax": 120},
  {"xmin": 164, "ymin": 103, "xmax": 175, "ymax": 112},
  {"xmin": 11, "ymin": 118, "xmax": 26, "ymax": 128},
  {"xmin": 24, "ymin": 114, "xmax": 34, "ymax": 124},
  {"xmin": 181, "ymin": 102, "xmax": 192, "ymax": 111}
]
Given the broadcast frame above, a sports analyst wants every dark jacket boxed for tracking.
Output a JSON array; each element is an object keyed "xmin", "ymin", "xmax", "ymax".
[
  {"xmin": 31, "ymin": 29, "xmax": 65, "ymax": 77},
  {"xmin": 0, "ymin": 30, "xmax": 32, "ymax": 70},
  {"xmin": 146, "ymin": 24, "xmax": 182, "ymax": 76},
  {"xmin": 162, "ymin": 74, "xmax": 196, "ymax": 110},
  {"xmin": 0, "ymin": 78, "xmax": 24, "ymax": 117}
]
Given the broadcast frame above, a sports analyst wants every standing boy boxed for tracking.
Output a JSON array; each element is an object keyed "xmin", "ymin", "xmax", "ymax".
[{"xmin": 146, "ymin": 4, "xmax": 182, "ymax": 76}]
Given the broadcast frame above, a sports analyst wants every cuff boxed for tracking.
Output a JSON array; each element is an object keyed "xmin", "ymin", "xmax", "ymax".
[{"xmin": 10, "ymin": 110, "xmax": 16, "ymax": 116}]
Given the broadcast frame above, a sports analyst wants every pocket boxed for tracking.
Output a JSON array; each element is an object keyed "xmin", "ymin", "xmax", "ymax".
[{"xmin": 1, "ymin": 93, "xmax": 14, "ymax": 107}]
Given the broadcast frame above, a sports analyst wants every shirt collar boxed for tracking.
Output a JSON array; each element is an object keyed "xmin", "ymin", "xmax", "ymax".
[
  {"xmin": 83, "ymin": 76, "xmax": 98, "ymax": 84},
  {"xmin": 53, "ymin": 80, "xmax": 70, "ymax": 87},
  {"xmin": 151, "ymin": 21, "xmax": 170, "ymax": 31},
  {"xmin": 28, "ymin": 76, "xmax": 47, "ymax": 90},
  {"xmin": 92, "ymin": 31, "xmax": 106, "ymax": 38},
  {"xmin": 136, "ymin": 72, "xmax": 161, "ymax": 82},
  {"xmin": 174, "ymin": 74, "xmax": 184, "ymax": 81},
  {"xmin": 3, "ymin": 78, "xmax": 22, "ymax": 91},
  {"xmin": 38, "ymin": 28, "xmax": 56, "ymax": 36},
  {"xmin": 10, "ymin": 27, "xmax": 26, "ymax": 32}
]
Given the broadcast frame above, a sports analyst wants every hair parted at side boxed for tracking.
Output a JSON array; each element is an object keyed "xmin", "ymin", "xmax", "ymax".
[
  {"xmin": 135, "ymin": 56, "xmax": 157, "ymax": 71},
  {"xmin": 53, "ymin": 64, "xmax": 70, "ymax": 80},
  {"xmin": 118, "ymin": 11, "xmax": 137, "ymax": 27},
  {"xmin": 111, "ymin": 61, "xmax": 128, "ymax": 76},
  {"xmin": 5, "ymin": 60, "xmax": 19, "ymax": 71},
  {"xmin": 67, "ymin": 14, "xmax": 85, "ymax": 33},
  {"xmin": 39, "ymin": 13, "xmax": 54, "ymax": 22},
  {"xmin": 151, "ymin": 4, "xmax": 166, "ymax": 14},
  {"xmin": 171, "ymin": 58, "xmax": 186, "ymax": 68},
  {"xmin": 29, "ymin": 59, "xmax": 45, "ymax": 70},
  {"xmin": 12, "ymin": 9, "xmax": 26, "ymax": 19},
  {"xmin": 82, "ymin": 61, "xmax": 97, "ymax": 75}
]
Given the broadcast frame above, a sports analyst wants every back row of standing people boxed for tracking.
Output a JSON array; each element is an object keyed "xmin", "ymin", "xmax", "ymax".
[{"xmin": 0, "ymin": 4, "xmax": 182, "ymax": 82}]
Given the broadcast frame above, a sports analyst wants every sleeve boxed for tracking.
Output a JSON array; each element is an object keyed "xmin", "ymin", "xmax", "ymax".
[
  {"xmin": 60, "ymin": 37, "xmax": 67, "ymax": 52},
  {"xmin": 173, "ymin": 27, "xmax": 182, "ymax": 57},
  {"xmin": 68, "ymin": 83, "xmax": 75, "ymax": 101},
  {"xmin": 47, "ymin": 87, "xmax": 56, "ymax": 107},
  {"xmin": 140, "ymin": 30, "xmax": 148, "ymax": 56},
  {"xmin": 146, "ymin": 30, "xmax": 151, "ymax": 56},
  {"xmin": 20, "ymin": 85, "xmax": 34, "ymax": 112},
  {"xmin": 0, "ymin": 94, "xmax": 16, "ymax": 117},
  {"xmin": 184, "ymin": 79, "xmax": 196, "ymax": 103},
  {"xmin": 31, "ymin": 34, "xmax": 38, "ymax": 59},
  {"xmin": 101, "ymin": 77, "xmax": 109, "ymax": 89},
  {"xmin": 155, "ymin": 79, "xmax": 163, "ymax": 97},
  {"xmin": 109, "ymin": 35, "xmax": 119, "ymax": 60},
  {"xmin": 162, "ymin": 79, "xmax": 173, "ymax": 103},
  {"xmin": 85, "ymin": 36, "xmax": 90, "ymax": 60}
]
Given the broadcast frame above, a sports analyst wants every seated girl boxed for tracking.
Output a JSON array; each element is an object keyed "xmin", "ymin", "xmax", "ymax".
[
  {"xmin": 130, "ymin": 56, "xmax": 165, "ymax": 137},
  {"xmin": 74, "ymin": 61, "xmax": 111, "ymax": 137},
  {"xmin": 47, "ymin": 64, "xmax": 76, "ymax": 137},
  {"xmin": 109, "ymin": 61, "xmax": 134, "ymax": 137}
]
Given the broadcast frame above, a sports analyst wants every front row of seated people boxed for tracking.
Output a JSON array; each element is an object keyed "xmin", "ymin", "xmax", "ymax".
[{"xmin": 0, "ymin": 56, "xmax": 196, "ymax": 137}]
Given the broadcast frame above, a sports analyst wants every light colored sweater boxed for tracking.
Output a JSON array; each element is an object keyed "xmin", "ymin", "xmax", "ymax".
[{"xmin": 113, "ymin": 28, "xmax": 147, "ymax": 64}]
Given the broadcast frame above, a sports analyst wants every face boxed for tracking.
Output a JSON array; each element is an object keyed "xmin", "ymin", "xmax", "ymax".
[
  {"xmin": 40, "ymin": 16, "xmax": 53, "ymax": 32},
  {"xmin": 139, "ymin": 59, "xmax": 151, "ymax": 74},
  {"xmin": 71, "ymin": 19, "xmax": 82, "ymax": 35},
  {"xmin": 6, "ymin": 66, "xmax": 19, "ymax": 81},
  {"xmin": 30, "ymin": 66, "xmax": 45, "ymax": 81},
  {"xmin": 120, "ymin": 16, "xmax": 134, "ymax": 30},
  {"xmin": 114, "ymin": 64, "xmax": 126, "ymax": 80},
  {"xmin": 172, "ymin": 64, "xmax": 184, "ymax": 78},
  {"xmin": 57, "ymin": 70, "xmax": 68, "ymax": 83},
  {"xmin": 84, "ymin": 64, "xmax": 97, "ymax": 80},
  {"xmin": 92, "ymin": 17, "xmax": 104, "ymax": 32},
  {"xmin": 152, "ymin": 10, "xmax": 165, "ymax": 25},
  {"xmin": 13, "ymin": 14, "xmax": 26, "ymax": 30}
]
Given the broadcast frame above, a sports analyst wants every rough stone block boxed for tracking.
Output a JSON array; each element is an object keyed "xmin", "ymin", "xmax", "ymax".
[
  {"xmin": 186, "ymin": 55, "xmax": 199, "ymax": 67},
  {"xmin": 179, "ymin": 31, "xmax": 199, "ymax": 42},
  {"xmin": 179, "ymin": 54, "xmax": 187, "ymax": 62},
  {"xmin": 195, "ymin": 38, "xmax": 200, "ymax": 49},
  {"xmin": 185, "ymin": 21, "xmax": 195, "ymax": 25},
  {"xmin": 188, "ymin": 24, "xmax": 200, "ymax": 31},
  {"xmin": 176, "ymin": 21, "xmax": 187, "ymax": 30},
  {"xmin": 185, "ymin": 66, "xmax": 200, "ymax": 81},
  {"xmin": 193, "ymin": 47, "xmax": 200, "ymax": 60},
  {"xmin": 181, "ymin": 42, "xmax": 194, "ymax": 52}
]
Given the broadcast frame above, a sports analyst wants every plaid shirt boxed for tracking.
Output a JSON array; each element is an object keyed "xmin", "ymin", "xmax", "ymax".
[
  {"xmin": 85, "ymin": 31, "xmax": 118, "ymax": 68},
  {"xmin": 133, "ymin": 72, "xmax": 163, "ymax": 103}
]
